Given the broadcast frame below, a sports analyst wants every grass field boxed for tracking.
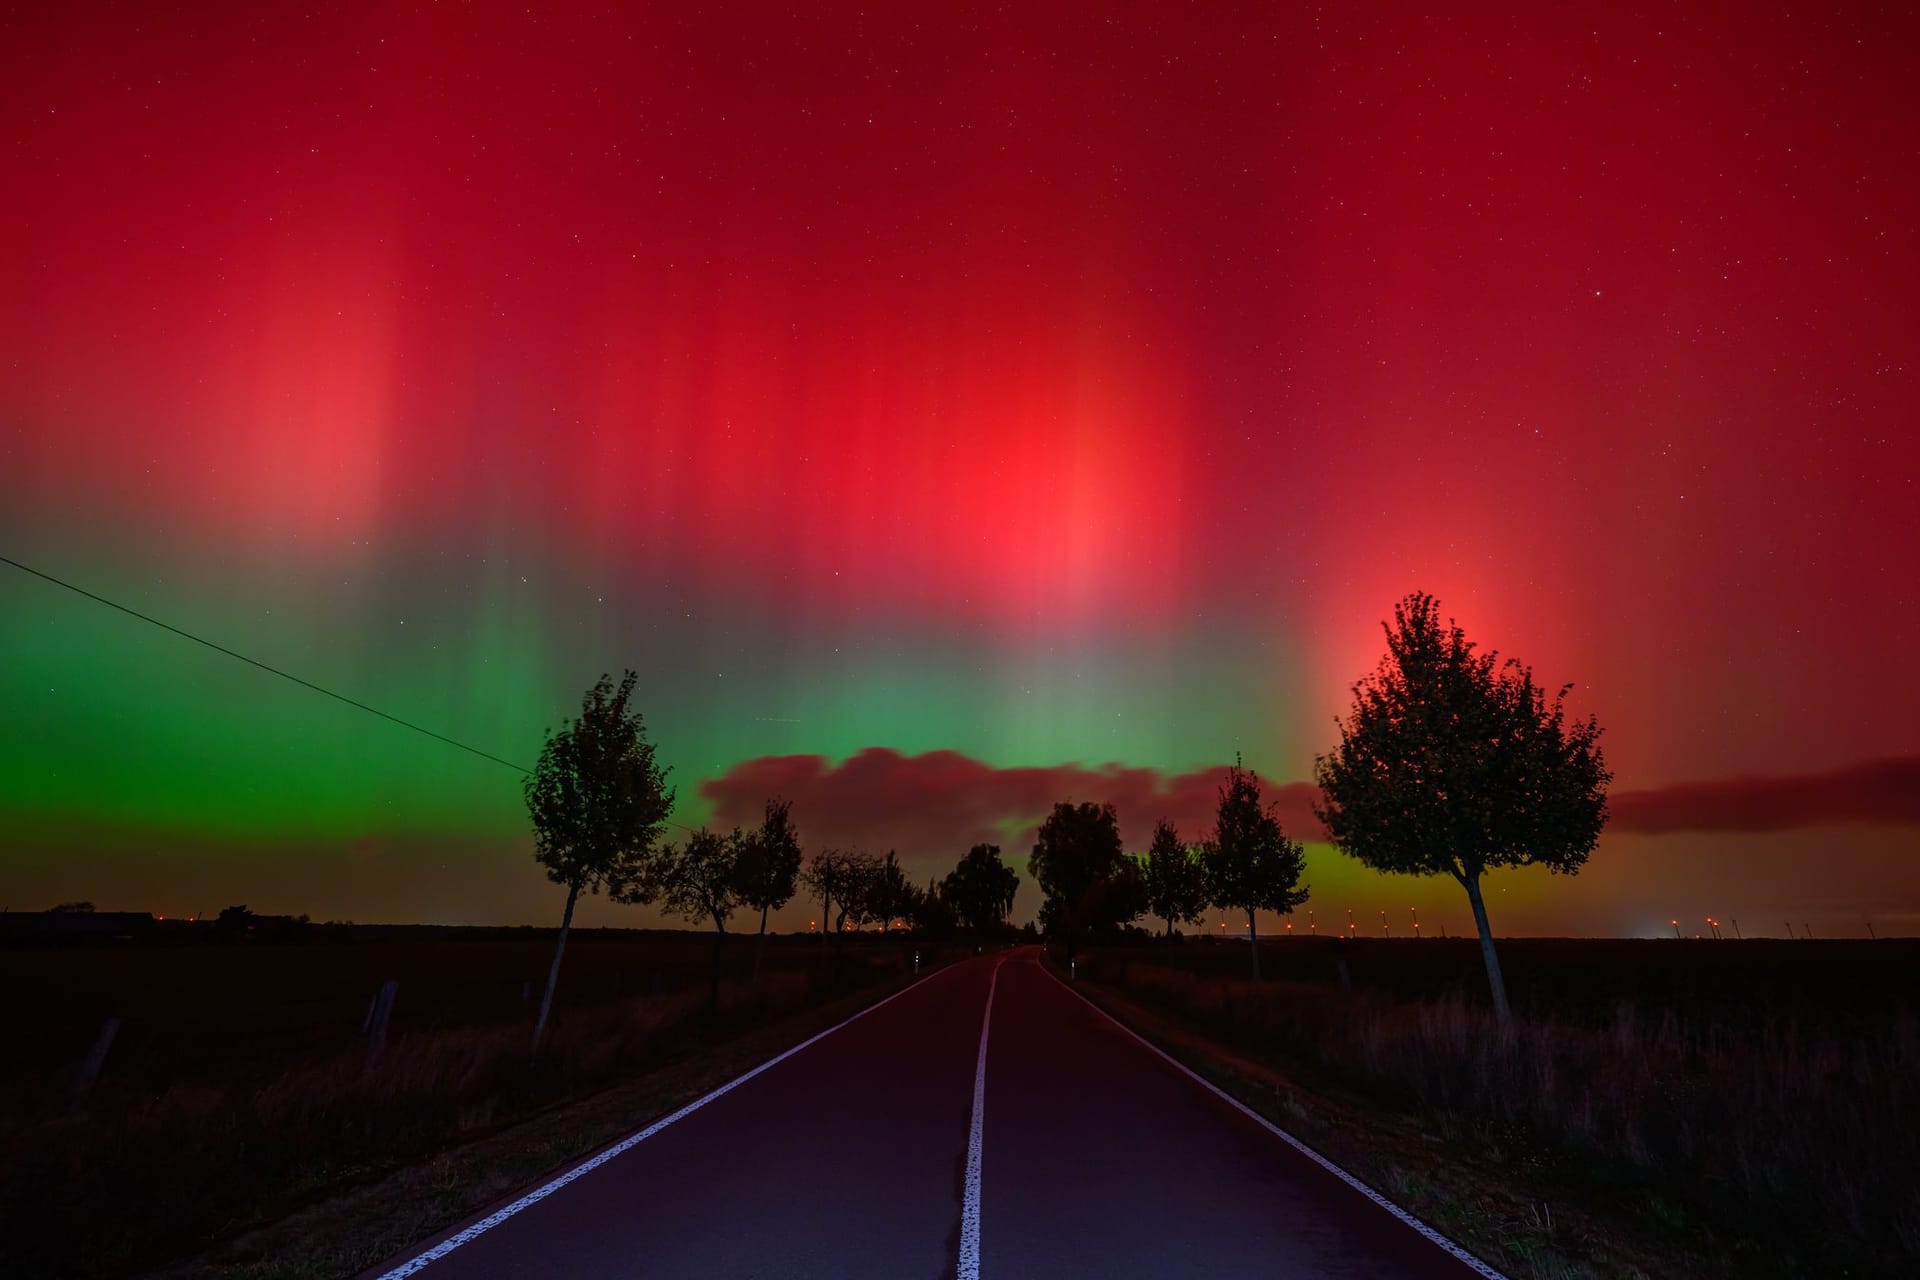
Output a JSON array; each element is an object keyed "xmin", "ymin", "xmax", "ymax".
[
  {"xmin": 0, "ymin": 927, "xmax": 926, "ymax": 1279},
  {"xmin": 7, "ymin": 930, "xmax": 1911, "ymax": 1277},
  {"xmin": 1074, "ymin": 936, "xmax": 1920, "ymax": 1279}
]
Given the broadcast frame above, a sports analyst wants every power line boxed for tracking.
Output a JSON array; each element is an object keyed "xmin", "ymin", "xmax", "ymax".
[
  {"xmin": 2, "ymin": 552, "xmax": 532, "ymax": 775},
  {"xmin": 4, "ymin": 551, "xmax": 707, "ymax": 838}
]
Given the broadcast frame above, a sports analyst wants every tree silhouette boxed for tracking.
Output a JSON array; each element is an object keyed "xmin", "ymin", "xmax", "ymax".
[
  {"xmin": 942, "ymin": 843, "xmax": 1021, "ymax": 939},
  {"xmin": 802, "ymin": 849, "xmax": 861, "ymax": 937},
  {"xmin": 1028, "ymin": 801, "xmax": 1139, "ymax": 959},
  {"xmin": 1203, "ymin": 760, "xmax": 1308, "ymax": 979},
  {"xmin": 523, "ymin": 671, "xmax": 674, "ymax": 1051},
  {"xmin": 1141, "ymin": 819, "xmax": 1209, "ymax": 938},
  {"xmin": 800, "ymin": 848, "xmax": 844, "ymax": 940},
  {"xmin": 912, "ymin": 877, "xmax": 959, "ymax": 937},
  {"xmin": 650, "ymin": 828, "xmax": 741, "ymax": 1011},
  {"xmin": 731, "ymin": 797, "xmax": 802, "ymax": 985},
  {"xmin": 801, "ymin": 848, "xmax": 878, "ymax": 981},
  {"xmin": 862, "ymin": 851, "xmax": 916, "ymax": 932},
  {"xmin": 1314, "ymin": 593, "xmax": 1610, "ymax": 1027},
  {"xmin": 831, "ymin": 851, "xmax": 885, "ymax": 932}
]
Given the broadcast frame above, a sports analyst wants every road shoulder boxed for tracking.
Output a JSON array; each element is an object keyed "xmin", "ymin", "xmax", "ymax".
[
  {"xmin": 1053, "ymin": 959, "xmax": 1688, "ymax": 1280},
  {"xmin": 144, "ymin": 965, "xmax": 958, "ymax": 1280}
]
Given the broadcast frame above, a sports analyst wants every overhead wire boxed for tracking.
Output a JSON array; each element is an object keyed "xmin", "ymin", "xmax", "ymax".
[
  {"xmin": 2, "ymin": 552, "xmax": 534, "ymax": 773},
  {"xmin": 1, "ymin": 552, "xmax": 701, "ymax": 834}
]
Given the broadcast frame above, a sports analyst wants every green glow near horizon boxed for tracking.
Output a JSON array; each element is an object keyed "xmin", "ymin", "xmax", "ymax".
[{"xmin": 0, "ymin": 550, "xmax": 1305, "ymax": 848}]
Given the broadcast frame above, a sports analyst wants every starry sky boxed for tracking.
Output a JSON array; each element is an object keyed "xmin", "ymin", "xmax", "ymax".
[{"xmin": 3, "ymin": 3, "xmax": 1917, "ymax": 937}]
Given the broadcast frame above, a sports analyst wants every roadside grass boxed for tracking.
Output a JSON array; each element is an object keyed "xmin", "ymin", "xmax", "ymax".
[
  {"xmin": 1063, "ymin": 940, "xmax": 1919, "ymax": 1280},
  {"xmin": 143, "ymin": 960, "xmax": 953, "ymax": 1280},
  {"xmin": 0, "ymin": 933, "xmax": 941, "ymax": 1279}
]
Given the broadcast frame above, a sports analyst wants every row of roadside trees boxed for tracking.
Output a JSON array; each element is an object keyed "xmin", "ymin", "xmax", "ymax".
[
  {"xmin": 525, "ymin": 592, "xmax": 1610, "ymax": 1039},
  {"xmin": 1023, "ymin": 758, "xmax": 1306, "ymax": 980},
  {"xmin": 1023, "ymin": 592, "xmax": 1611, "ymax": 1026},
  {"xmin": 519, "ymin": 672, "xmax": 1031, "ymax": 1048}
]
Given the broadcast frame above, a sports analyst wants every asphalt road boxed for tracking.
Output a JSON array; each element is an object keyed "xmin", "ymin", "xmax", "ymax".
[{"xmin": 365, "ymin": 949, "xmax": 1499, "ymax": 1279}]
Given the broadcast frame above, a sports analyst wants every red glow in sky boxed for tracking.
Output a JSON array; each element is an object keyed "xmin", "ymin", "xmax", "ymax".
[{"xmin": 2, "ymin": 4, "xmax": 1917, "ymax": 933}]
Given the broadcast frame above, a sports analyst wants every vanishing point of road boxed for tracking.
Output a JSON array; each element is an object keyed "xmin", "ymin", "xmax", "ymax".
[{"xmin": 363, "ymin": 949, "xmax": 1503, "ymax": 1279}]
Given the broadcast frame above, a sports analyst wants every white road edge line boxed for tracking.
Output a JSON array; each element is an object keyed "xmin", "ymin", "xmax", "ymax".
[
  {"xmin": 957, "ymin": 957, "xmax": 1002, "ymax": 1280},
  {"xmin": 374, "ymin": 959, "xmax": 972, "ymax": 1279},
  {"xmin": 1039, "ymin": 960, "xmax": 1511, "ymax": 1280}
]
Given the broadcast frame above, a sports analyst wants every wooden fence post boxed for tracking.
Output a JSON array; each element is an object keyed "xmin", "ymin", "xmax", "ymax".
[
  {"xmin": 75, "ymin": 1016, "xmax": 122, "ymax": 1095},
  {"xmin": 363, "ymin": 979, "xmax": 398, "ymax": 1076}
]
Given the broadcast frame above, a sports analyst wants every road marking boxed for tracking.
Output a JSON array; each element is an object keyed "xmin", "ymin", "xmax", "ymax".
[
  {"xmin": 1039, "ymin": 959, "xmax": 1511, "ymax": 1280},
  {"xmin": 957, "ymin": 957, "xmax": 1001, "ymax": 1280},
  {"xmin": 372, "ymin": 959, "xmax": 974, "ymax": 1279}
]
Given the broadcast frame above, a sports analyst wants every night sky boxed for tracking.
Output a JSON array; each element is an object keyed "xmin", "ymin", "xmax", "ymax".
[{"xmin": 4, "ymin": 4, "xmax": 1916, "ymax": 937}]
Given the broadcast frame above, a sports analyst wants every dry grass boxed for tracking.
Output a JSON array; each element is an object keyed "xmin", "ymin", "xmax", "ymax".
[
  {"xmin": 0, "ymin": 936, "xmax": 915, "ymax": 1279},
  {"xmin": 1079, "ymin": 944, "xmax": 1920, "ymax": 1279}
]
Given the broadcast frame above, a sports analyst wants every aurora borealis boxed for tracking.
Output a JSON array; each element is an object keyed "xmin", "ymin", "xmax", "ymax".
[{"xmin": 3, "ymin": 4, "xmax": 1917, "ymax": 936}]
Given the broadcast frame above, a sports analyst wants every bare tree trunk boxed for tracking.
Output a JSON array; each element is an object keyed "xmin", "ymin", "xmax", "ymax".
[
  {"xmin": 708, "ymin": 916, "xmax": 726, "ymax": 1012},
  {"xmin": 1246, "ymin": 907, "xmax": 1261, "ymax": 981},
  {"xmin": 1461, "ymin": 872, "xmax": 1512, "ymax": 1029},
  {"xmin": 533, "ymin": 882, "xmax": 578, "ymax": 1054},
  {"xmin": 751, "ymin": 901, "xmax": 770, "ymax": 986},
  {"xmin": 832, "ymin": 906, "xmax": 847, "ymax": 984}
]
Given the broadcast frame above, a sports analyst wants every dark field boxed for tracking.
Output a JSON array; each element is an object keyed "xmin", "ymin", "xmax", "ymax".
[
  {"xmin": 0, "ymin": 927, "xmax": 926, "ymax": 1278},
  {"xmin": 1102, "ymin": 933, "xmax": 1915, "ymax": 1032},
  {"xmin": 1076, "ymin": 936, "xmax": 1920, "ymax": 1279},
  {"xmin": 0, "ymin": 926, "xmax": 895, "ymax": 1089}
]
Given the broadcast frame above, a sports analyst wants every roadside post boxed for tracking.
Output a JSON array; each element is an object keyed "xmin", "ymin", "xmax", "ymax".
[
  {"xmin": 363, "ymin": 979, "xmax": 399, "ymax": 1076},
  {"xmin": 75, "ymin": 1016, "xmax": 122, "ymax": 1095}
]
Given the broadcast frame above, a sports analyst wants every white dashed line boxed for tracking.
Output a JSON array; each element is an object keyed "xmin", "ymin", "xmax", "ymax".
[{"xmin": 957, "ymin": 957, "xmax": 1002, "ymax": 1280}]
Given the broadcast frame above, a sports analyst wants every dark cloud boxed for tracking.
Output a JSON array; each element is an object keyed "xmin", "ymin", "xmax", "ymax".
[
  {"xmin": 701, "ymin": 750, "xmax": 1920, "ymax": 864},
  {"xmin": 700, "ymin": 748, "xmax": 1323, "ymax": 863},
  {"xmin": 1608, "ymin": 756, "xmax": 1920, "ymax": 835}
]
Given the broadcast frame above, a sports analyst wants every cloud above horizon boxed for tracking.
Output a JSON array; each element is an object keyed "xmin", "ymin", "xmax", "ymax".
[
  {"xmin": 1606, "ymin": 756, "xmax": 1920, "ymax": 835},
  {"xmin": 701, "ymin": 749, "xmax": 1920, "ymax": 864}
]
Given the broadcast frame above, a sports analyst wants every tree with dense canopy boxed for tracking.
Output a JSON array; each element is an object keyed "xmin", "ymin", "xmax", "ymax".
[
  {"xmin": 1314, "ymin": 592, "xmax": 1610, "ymax": 1027},
  {"xmin": 523, "ymin": 671, "xmax": 674, "ymax": 1051},
  {"xmin": 731, "ymin": 797, "xmax": 802, "ymax": 984},
  {"xmin": 942, "ymin": 843, "xmax": 1021, "ymax": 938},
  {"xmin": 1141, "ymin": 819, "xmax": 1209, "ymax": 938},
  {"xmin": 912, "ymin": 877, "xmax": 959, "ymax": 938},
  {"xmin": 1203, "ymin": 760, "xmax": 1308, "ymax": 979},
  {"xmin": 1028, "ymin": 800, "xmax": 1141, "ymax": 958}
]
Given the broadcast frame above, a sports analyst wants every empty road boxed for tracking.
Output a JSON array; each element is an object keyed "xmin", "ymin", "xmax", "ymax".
[{"xmin": 366, "ymin": 949, "xmax": 1501, "ymax": 1279}]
